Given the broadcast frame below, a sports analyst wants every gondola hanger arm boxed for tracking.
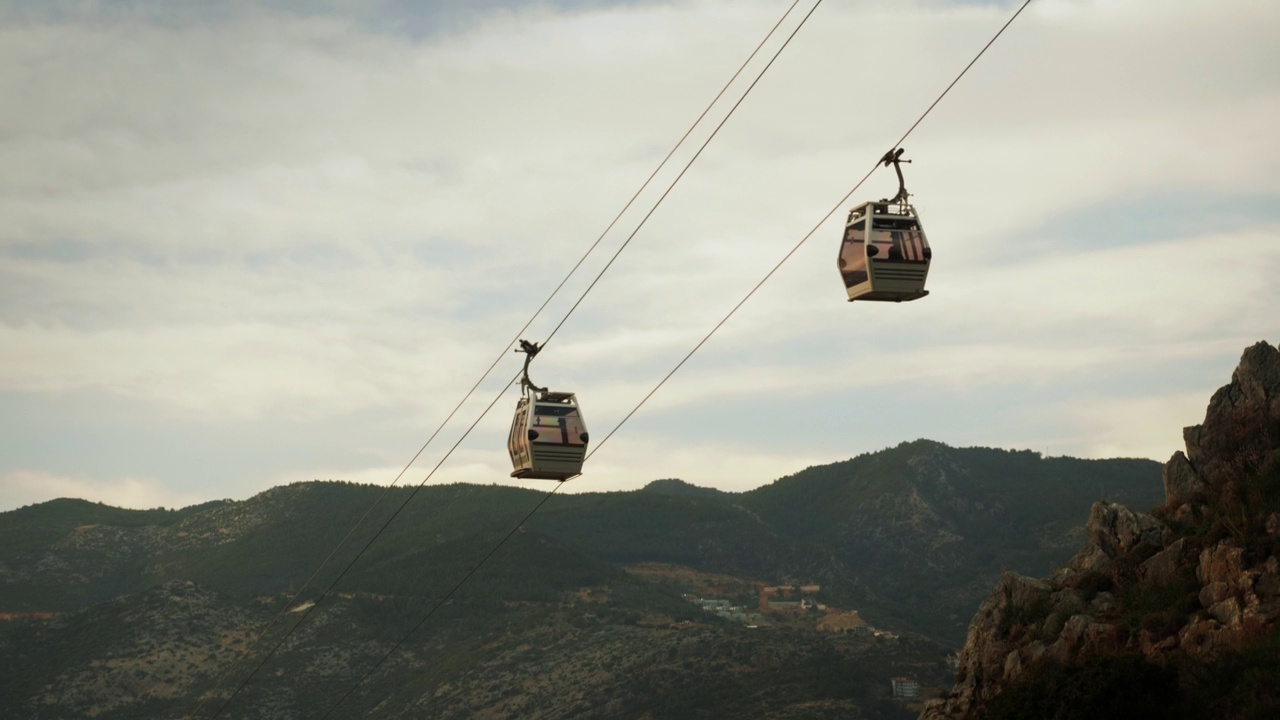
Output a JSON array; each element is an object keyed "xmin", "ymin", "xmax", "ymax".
[
  {"xmin": 880, "ymin": 147, "xmax": 912, "ymax": 204},
  {"xmin": 515, "ymin": 340, "xmax": 548, "ymax": 394}
]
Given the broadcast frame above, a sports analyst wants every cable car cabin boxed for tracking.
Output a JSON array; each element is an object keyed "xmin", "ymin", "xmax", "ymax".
[
  {"xmin": 508, "ymin": 391, "xmax": 589, "ymax": 481},
  {"xmin": 837, "ymin": 200, "xmax": 931, "ymax": 302}
]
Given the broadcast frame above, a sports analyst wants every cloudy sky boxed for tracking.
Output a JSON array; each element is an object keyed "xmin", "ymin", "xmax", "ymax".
[{"xmin": 2, "ymin": 0, "xmax": 1277, "ymax": 511}]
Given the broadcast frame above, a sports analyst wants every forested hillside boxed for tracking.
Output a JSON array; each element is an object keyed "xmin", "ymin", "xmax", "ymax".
[{"xmin": 0, "ymin": 441, "xmax": 1163, "ymax": 718}]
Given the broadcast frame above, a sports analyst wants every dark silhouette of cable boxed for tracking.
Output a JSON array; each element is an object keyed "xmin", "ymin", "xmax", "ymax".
[
  {"xmin": 540, "ymin": 0, "xmax": 825, "ymax": 348},
  {"xmin": 309, "ymin": 3, "xmax": 831, "ymax": 717},
  {"xmin": 586, "ymin": 0, "xmax": 1034, "ymax": 458},
  {"xmin": 325, "ymin": 0, "xmax": 1034, "ymax": 710},
  {"xmin": 187, "ymin": 3, "xmax": 805, "ymax": 717},
  {"xmin": 218, "ymin": 0, "xmax": 1032, "ymax": 713},
  {"xmin": 317, "ymin": 0, "xmax": 1035, "ymax": 710}
]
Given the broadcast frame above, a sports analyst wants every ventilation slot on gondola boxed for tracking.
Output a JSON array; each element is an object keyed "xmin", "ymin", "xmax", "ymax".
[{"xmin": 874, "ymin": 267, "xmax": 927, "ymax": 282}]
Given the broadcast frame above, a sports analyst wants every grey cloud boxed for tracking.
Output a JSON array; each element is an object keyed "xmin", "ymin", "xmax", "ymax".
[
  {"xmin": 0, "ymin": 0, "xmax": 666, "ymax": 38},
  {"xmin": 0, "ymin": 0, "xmax": 1276, "ymax": 511}
]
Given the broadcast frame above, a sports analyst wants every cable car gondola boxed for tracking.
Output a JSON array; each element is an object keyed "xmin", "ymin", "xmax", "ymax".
[
  {"xmin": 507, "ymin": 340, "xmax": 589, "ymax": 481},
  {"xmin": 838, "ymin": 148, "xmax": 932, "ymax": 302}
]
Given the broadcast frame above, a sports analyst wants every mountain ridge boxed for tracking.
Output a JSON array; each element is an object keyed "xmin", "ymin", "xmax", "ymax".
[
  {"xmin": 2, "ymin": 441, "xmax": 1163, "ymax": 644},
  {"xmin": 1, "ymin": 438, "xmax": 1166, "ymax": 718}
]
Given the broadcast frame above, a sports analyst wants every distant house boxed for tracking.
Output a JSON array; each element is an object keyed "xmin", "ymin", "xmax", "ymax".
[
  {"xmin": 760, "ymin": 583, "xmax": 824, "ymax": 612},
  {"xmin": 816, "ymin": 611, "xmax": 866, "ymax": 633},
  {"xmin": 0, "ymin": 612, "xmax": 55, "ymax": 621},
  {"xmin": 891, "ymin": 677, "xmax": 919, "ymax": 700},
  {"xmin": 760, "ymin": 585, "xmax": 796, "ymax": 599},
  {"xmin": 288, "ymin": 600, "xmax": 316, "ymax": 614}
]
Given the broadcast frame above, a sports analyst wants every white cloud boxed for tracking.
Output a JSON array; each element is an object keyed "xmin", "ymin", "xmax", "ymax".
[{"xmin": 1056, "ymin": 389, "xmax": 1212, "ymax": 462}]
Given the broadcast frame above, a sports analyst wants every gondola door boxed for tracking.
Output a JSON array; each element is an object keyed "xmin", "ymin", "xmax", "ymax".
[{"xmin": 507, "ymin": 396, "xmax": 532, "ymax": 474}]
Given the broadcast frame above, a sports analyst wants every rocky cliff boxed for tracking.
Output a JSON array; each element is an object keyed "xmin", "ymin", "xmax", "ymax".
[{"xmin": 921, "ymin": 341, "xmax": 1280, "ymax": 720}]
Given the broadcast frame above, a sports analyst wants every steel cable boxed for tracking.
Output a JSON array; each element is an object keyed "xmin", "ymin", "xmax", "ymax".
[
  {"xmin": 190, "ymin": 2, "xmax": 809, "ymax": 716},
  {"xmin": 309, "ymin": 3, "xmax": 832, "ymax": 717},
  {"xmin": 211, "ymin": 0, "xmax": 1032, "ymax": 713},
  {"xmin": 311, "ymin": 0, "xmax": 1034, "ymax": 714},
  {"xmin": 586, "ymin": 0, "xmax": 1034, "ymax": 459}
]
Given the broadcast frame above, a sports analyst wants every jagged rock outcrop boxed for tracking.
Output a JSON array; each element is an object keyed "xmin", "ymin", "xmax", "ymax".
[
  {"xmin": 922, "ymin": 341, "xmax": 1280, "ymax": 720},
  {"xmin": 1183, "ymin": 342, "xmax": 1280, "ymax": 486}
]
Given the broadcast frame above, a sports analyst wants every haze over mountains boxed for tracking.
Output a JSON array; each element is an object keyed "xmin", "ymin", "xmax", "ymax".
[{"xmin": 1, "ymin": 440, "xmax": 1163, "ymax": 718}]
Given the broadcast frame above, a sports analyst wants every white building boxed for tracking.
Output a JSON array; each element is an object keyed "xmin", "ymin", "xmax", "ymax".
[{"xmin": 891, "ymin": 677, "xmax": 919, "ymax": 700}]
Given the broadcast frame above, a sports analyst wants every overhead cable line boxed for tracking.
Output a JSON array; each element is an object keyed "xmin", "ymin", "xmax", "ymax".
[
  {"xmin": 538, "ymin": 0, "xmax": 825, "ymax": 349},
  {"xmin": 586, "ymin": 0, "xmax": 1034, "ymax": 459},
  {"xmin": 311, "ymin": 3, "xmax": 832, "ymax": 717},
  {"xmin": 192, "ymin": 2, "xmax": 809, "ymax": 717},
  {"xmin": 217, "ymin": 0, "xmax": 1032, "ymax": 711},
  {"xmin": 320, "ymin": 0, "xmax": 1034, "ymax": 710}
]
